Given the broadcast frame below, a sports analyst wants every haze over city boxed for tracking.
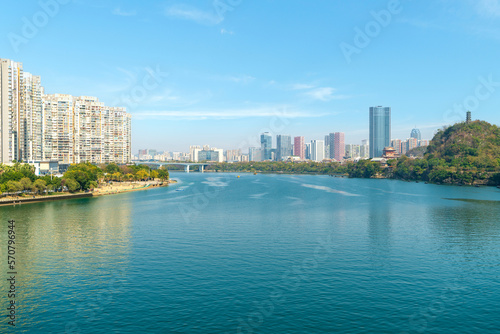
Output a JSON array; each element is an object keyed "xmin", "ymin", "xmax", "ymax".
[{"xmin": 1, "ymin": 0, "xmax": 500, "ymax": 152}]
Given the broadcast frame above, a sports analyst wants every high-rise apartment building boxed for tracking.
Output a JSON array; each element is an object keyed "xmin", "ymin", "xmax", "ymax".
[
  {"xmin": 0, "ymin": 59, "xmax": 24, "ymax": 163},
  {"xmin": 0, "ymin": 59, "xmax": 131, "ymax": 164},
  {"xmin": 293, "ymin": 136, "xmax": 305, "ymax": 160},
  {"xmin": 390, "ymin": 139, "xmax": 402, "ymax": 155},
  {"xmin": 276, "ymin": 135, "xmax": 292, "ymax": 161},
  {"xmin": 369, "ymin": 106, "xmax": 391, "ymax": 158}
]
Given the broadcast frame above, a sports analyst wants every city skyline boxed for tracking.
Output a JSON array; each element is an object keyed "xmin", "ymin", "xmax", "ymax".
[{"xmin": 1, "ymin": 1, "xmax": 499, "ymax": 152}]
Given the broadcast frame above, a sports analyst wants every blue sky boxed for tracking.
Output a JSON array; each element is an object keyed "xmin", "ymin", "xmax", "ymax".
[{"xmin": 1, "ymin": 0, "xmax": 500, "ymax": 152}]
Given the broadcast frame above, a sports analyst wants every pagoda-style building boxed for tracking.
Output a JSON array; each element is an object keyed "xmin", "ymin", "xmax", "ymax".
[{"xmin": 382, "ymin": 146, "xmax": 398, "ymax": 159}]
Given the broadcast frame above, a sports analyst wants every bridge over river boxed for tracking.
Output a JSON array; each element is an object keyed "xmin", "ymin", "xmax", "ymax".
[{"xmin": 131, "ymin": 161, "xmax": 213, "ymax": 173}]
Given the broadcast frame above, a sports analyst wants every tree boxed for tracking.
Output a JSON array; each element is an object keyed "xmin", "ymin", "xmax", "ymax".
[
  {"xmin": 6, "ymin": 181, "xmax": 22, "ymax": 194},
  {"xmin": 63, "ymin": 163, "xmax": 101, "ymax": 190},
  {"xmin": 150, "ymin": 170, "xmax": 159, "ymax": 180},
  {"xmin": 136, "ymin": 170, "xmax": 149, "ymax": 181},
  {"xmin": 19, "ymin": 177, "xmax": 33, "ymax": 191},
  {"xmin": 63, "ymin": 178, "xmax": 80, "ymax": 192},
  {"xmin": 33, "ymin": 179, "xmax": 47, "ymax": 194}
]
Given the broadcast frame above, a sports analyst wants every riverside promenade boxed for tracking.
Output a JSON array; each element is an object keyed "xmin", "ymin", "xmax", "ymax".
[{"xmin": 0, "ymin": 180, "xmax": 176, "ymax": 206}]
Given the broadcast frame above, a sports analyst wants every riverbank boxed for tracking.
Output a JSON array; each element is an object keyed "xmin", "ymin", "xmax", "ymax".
[{"xmin": 0, "ymin": 179, "xmax": 176, "ymax": 207}]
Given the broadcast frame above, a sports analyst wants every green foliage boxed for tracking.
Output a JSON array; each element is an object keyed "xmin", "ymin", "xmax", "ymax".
[
  {"xmin": 63, "ymin": 163, "xmax": 102, "ymax": 190},
  {"xmin": 63, "ymin": 178, "xmax": 80, "ymax": 192}
]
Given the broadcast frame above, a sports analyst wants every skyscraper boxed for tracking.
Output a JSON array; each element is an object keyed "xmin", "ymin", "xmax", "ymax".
[
  {"xmin": 0, "ymin": 59, "xmax": 23, "ymax": 163},
  {"xmin": 410, "ymin": 128, "xmax": 421, "ymax": 141},
  {"xmin": 369, "ymin": 106, "xmax": 391, "ymax": 158},
  {"xmin": 333, "ymin": 132, "xmax": 345, "ymax": 161},
  {"xmin": 260, "ymin": 132, "xmax": 272, "ymax": 160},
  {"xmin": 293, "ymin": 136, "xmax": 305, "ymax": 160},
  {"xmin": 311, "ymin": 140, "xmax": 324, "ymax": 162},
  {"xmin": 276, "ymin": 135, "xmax": 292, "ymax": 161}
]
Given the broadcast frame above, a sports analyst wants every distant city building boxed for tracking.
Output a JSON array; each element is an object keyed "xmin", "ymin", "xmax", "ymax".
[
  {"xmin": 276, "ymin": 135, "xmax": 292, "ymax": 161},
  {"xmin": 369, "ymin": 106, "xmax": 391, "ymax": 158},
  {"xmin": 390, "ymin": 139, "xmax": 402, "ymax": 155},
  {"xmin": 410, "ymin": 128, "xmax": 422, "ymax": 141},
  {"xmin": 190, "ymin": 145, "xmax": 201, "ymax": 162},
  {"xmin": 418, "ymin": 140, "xmax": 429, "ymax": 147},
  {"xmin": 333, "ymin": 132, "xmax": 345, "ymax": 161},
  {"xmin": 305, "ymin": 143, "xmax": 311, "ymax": 160},
  {"xmin": 311, "ymin": 140, "xmax": 325, "ymax": 162},
  {"xmin": 226, "ymin": 149, "xmax": 242, "ymax": 162},
  {"xmin": 249, "ymin": 147, "xmax": 262, "ymax": 162},
  {"xmin": 260, "ymin": 132, "xmax": 272, "ymax": 160},
  {"xmin": 293, "ymin": 136, "xmax": 305, "ymax": 160},
  {"xmin": 345, "ymin": 144, "xmax": 360, "ymax": 159},
  {"xmin": 325, "ymin": 134, "xmax": 332, "ymax": 159},
  {"xmin": 198, "ymin": 147, "xmax": 223, "ymax": 162},
  {"xmin": 407, "ymin": 138, "xmax": 418, "ymax": 152}
]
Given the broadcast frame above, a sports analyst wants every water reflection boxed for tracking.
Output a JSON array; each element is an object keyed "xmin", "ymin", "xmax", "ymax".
[{"xmin": 0, "ymin": 195, "xmax": 132, "ymax": 331}]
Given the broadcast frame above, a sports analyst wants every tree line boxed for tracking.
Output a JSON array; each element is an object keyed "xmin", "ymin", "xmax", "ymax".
[{"xmin": 0, "ymin": 162, "xmax": 169, "ymax": 196}]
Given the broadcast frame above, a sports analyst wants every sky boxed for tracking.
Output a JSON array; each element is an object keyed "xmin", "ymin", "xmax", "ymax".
[{"xmin": 1, "ymin": 0, "xmax": 500, "ymax": 153}]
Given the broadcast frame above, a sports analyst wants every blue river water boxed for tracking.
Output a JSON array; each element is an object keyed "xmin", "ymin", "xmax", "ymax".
[{"xmin": 1, "ymin": 173, "xmax": 500, "ymax": 333}]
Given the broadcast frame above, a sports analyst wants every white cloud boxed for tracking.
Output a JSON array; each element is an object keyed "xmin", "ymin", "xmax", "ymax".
[
  {"xmin": 221, "ymin": 28, "xmax": 234, "ymax": 35},
  {"xmin": 112, "ymin": 7, "xmax": 137, "ymax": 17},
  {"xmin": 132, "ymin": 107, "xmax": 329, "ymax": 120},
  {"xmin": 475, "ymin": 0, "xmax": 500, "ymax": 17},
  {"xmin": 304, "ymin": 87, "xmax": 351, "ymax": 101},
  {"xmin": 165, "ymin": 4, "xmax": 222, "ymax": 25},
  {"xmin": 291, "ymin": 83, "xmax": 315, "ymax": 90}
]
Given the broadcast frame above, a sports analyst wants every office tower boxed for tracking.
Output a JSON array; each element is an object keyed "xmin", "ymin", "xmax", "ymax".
[
  {"xmin": 325, "ymin": 135, "xmax": 331, "ymax": 159},
  {"xmin": 260, "ymin": 132, "xmax": 272, "ymax": 160},
  {"xmin": 305, "ymin": 143, "xmax": 311, "ymax": 160},
  {"xmin": 311, "ymin": 140, "xmax": 324, "ymax": 162},
  {"xmin": 390, "ymin": 139, "xmax": 402, "ymax": 155},
  {"xmin": 293, "ymin": 136, "xmax": 305, "ymax": 160},
  {"xmin": 328, "ymin": 133, "xmax": 335, "ymax": 159},
  {"xmin": 249, "ymin": 147, "xmax": 262, "ymax": 162},
  {"xmin": 410, "ymin": 128, "xmax": 421, "ymax": 141},
  {"xmin": 369, "ymin": 106, "xmax": 391, "ymax": 158},
  {"xmin": 333, "ymin": 132, "xmax": 345, "ymax": 161},
  {"xmin": 276, "ymin": 135, "xmax": 292, "ymax": 161}
]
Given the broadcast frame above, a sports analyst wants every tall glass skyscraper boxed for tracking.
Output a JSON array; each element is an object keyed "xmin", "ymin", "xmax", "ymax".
[
  {"xmin": 410, "ymin": 128, "xmax": 421, "ymax": 141},
  {"xmin": 276, "ymin": 135, "xmax": 292, "ymax": 161},
  {"xmin": 369, "ymin": 106, "xmax": 391, "ymax": 158},
  {"xmin": 260, "ymin": 132, "xmax": 272, "ymax": 160}
]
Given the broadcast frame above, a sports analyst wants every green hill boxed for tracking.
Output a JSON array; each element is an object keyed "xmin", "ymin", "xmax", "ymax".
[{"xmin": 426, "ymin": 120, "xmax": 500, "ymax": 169}]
